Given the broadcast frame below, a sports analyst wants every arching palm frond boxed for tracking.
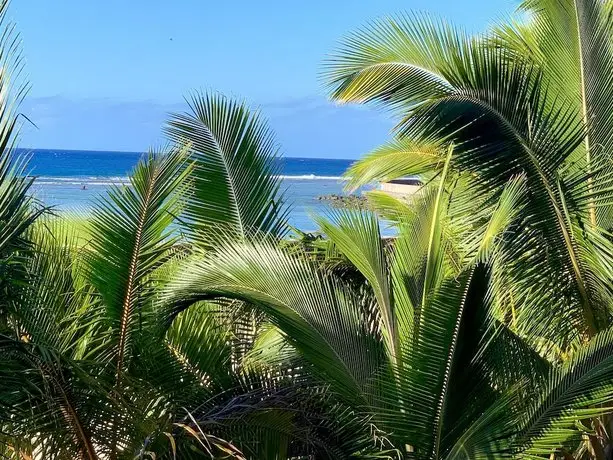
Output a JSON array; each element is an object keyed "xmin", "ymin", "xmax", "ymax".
[
  {"xmin": 343, "ymin": 137, "xmax": 442, "ymax": 192},
  {"xmin": 495, "ymin": 0, "xmax": 613, "ymax": 229},
  {"xmin": 81, "ymin": 146, "xmax": 191, "ymax": 456},
  {"xmin": 325, "ymin": 12, "xmax": 613, "ymax": 348},
  {"xmin": 323, "ymin": 13, "xmax": 462, "ymax": 113},
  {"xmin": 164, "ymin": 240, "xmax": 386, "ymax": 407},
  {"xmin": 85, "ymin": 145, "xmax": 190, "ymax": 378},
  {"xmin": 165, "ymin": 93, "xmax": 288, "ymax": 243}
]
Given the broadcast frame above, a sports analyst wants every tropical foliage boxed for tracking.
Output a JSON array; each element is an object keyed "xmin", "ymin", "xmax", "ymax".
[{"xmin": 3, "ymin": 0, "xmax": 613, "ymax": 458}]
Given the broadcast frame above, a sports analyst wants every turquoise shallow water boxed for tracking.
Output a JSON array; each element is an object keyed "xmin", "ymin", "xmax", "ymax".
[{"xmin": 22, "ymin": 148, "xmax": 375, "ymax": 232}]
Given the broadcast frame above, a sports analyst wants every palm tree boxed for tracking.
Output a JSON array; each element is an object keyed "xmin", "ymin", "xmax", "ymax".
[
  {"xmin": 323, "ymin": 5, "xmax": 613, "ymax": 352},
  {"xmin": 163, "ymin": 2, "xmax": 613, "ymax": 459},
  {"xmin": 166, "ymin": 173, "xmax": 613, "ymax": 459},
  {"xmin": 0, "ymin": 89, "xmax": 375, "ymax": 458},
  {"xmin": 309, "ymin": 1, "xmax": 613, "ymax": 457},
  {"xmin": 4, "ymin": 0, "xmax": 613, "ymax": 458}
]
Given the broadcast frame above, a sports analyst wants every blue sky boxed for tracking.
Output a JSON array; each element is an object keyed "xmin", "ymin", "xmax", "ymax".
[{"xmin": 11, "ymin": 0, "xmax": 517, "ymax": 158}]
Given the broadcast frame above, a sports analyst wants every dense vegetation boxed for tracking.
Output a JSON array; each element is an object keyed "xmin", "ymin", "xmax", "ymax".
[{"xmin": 2, "ymin": 0, "xmax": 613, "ymax": 458}]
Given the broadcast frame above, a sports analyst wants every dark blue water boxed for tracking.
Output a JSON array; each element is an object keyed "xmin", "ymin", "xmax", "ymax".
[
  {"xmin": 19, "ymin": 148, "xmax": 354, "ymax": 180},
  {"xmin": 19, "ymin": 148, "xmax": 369, "ymax": 231}
]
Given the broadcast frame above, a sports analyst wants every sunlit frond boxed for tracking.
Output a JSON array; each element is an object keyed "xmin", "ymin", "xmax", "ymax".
[{"xmin": 165, "ymin": 92, "xmax": 288, "ymax": 242}]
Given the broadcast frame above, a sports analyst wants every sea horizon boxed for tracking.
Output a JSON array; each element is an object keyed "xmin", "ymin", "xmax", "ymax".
[
  {"xmin": 15, "ymin": 147, "xmax": 359, "ymax": 163},
  {"xmin": 21, "ymin": 147, "xmax": 370, "ymax": 231}
]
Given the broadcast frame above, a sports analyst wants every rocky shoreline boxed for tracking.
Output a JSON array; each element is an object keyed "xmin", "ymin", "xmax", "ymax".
[{"xmin": 317, "ymin": 194, "xmax": 371, "ymax": 210}]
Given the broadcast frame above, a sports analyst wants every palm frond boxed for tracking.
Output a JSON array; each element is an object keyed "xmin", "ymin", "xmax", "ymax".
[
  {"xmin": 0, "ymin": 0, "xmax": 45, "ymax": 328},
  {"xmin": 343, "ymin": 137, "xmax": 441, "ymax": 191},
  {"xmin": 328, "ymin": 10, "xmax": 613, "ymax": 345},
  {"xmin": 323, "ymin": 13, "xmax": 462, "ymax": 111},
  {"xmin": 85, "ymin": 144, "xmax": 190, "ymax": 379},
  {"xmin": 165, "ymin": 92, "xmax": 288, "ymax": 242},
  {"xmin": 498, "ymin": 0, "xmax": 613, "ymax": 228},
  {"xmin": 315, "ymin": 209, "xmax": 397, "ymax": 360},
  {"xmin": 512, "ymin": 326, "xmax": 613, "ymax": 458},
  {"xmin": 164, "ymin": 239, "xmax": 386, "ymax": 406}
]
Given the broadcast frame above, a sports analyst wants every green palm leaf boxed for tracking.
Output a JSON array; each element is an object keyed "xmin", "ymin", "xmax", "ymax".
[
  {"xmin": 0, "ymin": 0, "xmax": 45, "ymax": 329},
  {"xmin": 165, "ymin": 93, "xmax": 288, "ymax": 242},
  {"xmin": 164, "ymin": 240, "xmax": 386, "ymax": 406},
  {"xmin": 510, "ymin": 326, "xmax": 613, "ymax": 458},
  {"xmin": 326, "ymin": 11, "xmax": 613, "ymax": 346},
  {"xmin": 315, "ymin": 210, "xmax": 397, "ymax": 360},
  {"xmin": 323, "ymin": 13, "xmax": 460, "ymax": 111},
  {"xmin": 85, "ymin": 145, "xmax": 190, "ymax": 380},
  {"xmin": 343, "ymin": 137, "xmax": 441, "ymax": 191},
  {"xmin": 496, "ymin": 0, "xmax": 613, "ymax": 229}
]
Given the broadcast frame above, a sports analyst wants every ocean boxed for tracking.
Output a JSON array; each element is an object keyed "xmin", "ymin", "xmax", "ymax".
[{"xmin": 21, "ymin": 148, "xmax": 372, "ymax": 232}]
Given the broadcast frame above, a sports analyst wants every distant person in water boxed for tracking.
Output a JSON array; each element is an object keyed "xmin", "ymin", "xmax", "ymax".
[{"xmin": 81, "ymin": 184, "xmax": 87, "ymax": 190}]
